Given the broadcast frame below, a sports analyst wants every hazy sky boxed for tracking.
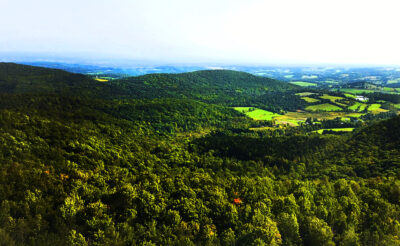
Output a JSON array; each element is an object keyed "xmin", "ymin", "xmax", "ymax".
[{"xmin": 2, "ymin": 0, "xmax": 400, "ymax": 65}]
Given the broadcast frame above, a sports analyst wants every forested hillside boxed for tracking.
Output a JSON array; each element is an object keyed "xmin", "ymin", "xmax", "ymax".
[
  {"xmin": 105, "ymin": 70, "xmax": 301, "ymax": 111},
  {"xmin": 0, "ymin": 63, "xmax": 100, "ymax": 95},
  {"xmin": 0, "ymin": 63, "xmax": 399, "ymax": 245}
]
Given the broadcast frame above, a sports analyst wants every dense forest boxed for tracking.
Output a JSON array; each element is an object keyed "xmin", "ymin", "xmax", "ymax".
[{"xmin": 0, "ymin": 63, "xmax": 399, "ymax": 245}]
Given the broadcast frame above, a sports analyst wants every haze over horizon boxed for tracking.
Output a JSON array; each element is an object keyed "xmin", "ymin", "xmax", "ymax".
[{"xmin": 2, "ymin": 0, "xmax": 400, "ymax": 66}]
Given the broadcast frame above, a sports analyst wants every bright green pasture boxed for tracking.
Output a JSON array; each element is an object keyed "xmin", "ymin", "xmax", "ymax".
[
  {"xmin": 324, "ymin": 80, "xmax": 339, "ymax": 84},
  {"xmin": 301, "ymin": 97, "xmax": 320, "ymax": 103},
  {"xmin": 344, "ymin": 93, "xmax": 356, "ymax": 98},
  {"xmin": 296, "ymin": 92, "xmax": 315, "ymax": 96},
  {"xmin": 234, "ymin": 107, "xmax": 254, "ymax": 113},
  {"xmin": 367, "ymin": 104, "xmax": 381, "ymax": 111},
  {"xmin": 367, "ymin": 104, "xmax": 388, "ymax": 113},
  {"xmin": 302, "ymin": 75, "xmax": 318, "ymax": 79},
  {"xmin": 338, "ymin": 88, "xmax": 375, "ymax": 94},
  {"xmin": 290, "ymin": 81, "xmax": 317, "ymax": 87},
  {"xmin": 319, "ymin": 94, "xmax": 344, "ymax": 102},
  {"xmin": 234, "ymin": 107, "xmax": 281, "ymax": 120},
  {"xmin": 315, "ymin": 128, "xmax": 354, "ymax": 134},
  {"xmin": 348, "ymin": 102, "xmax": 368, "ymax": 112},
  {"xmin": 387, "ymin": 78, "xmax": 400, "ymax": 84},
  {"xmin": 305, "ymin": 103, "xmax": 342, "ymax": 112}
]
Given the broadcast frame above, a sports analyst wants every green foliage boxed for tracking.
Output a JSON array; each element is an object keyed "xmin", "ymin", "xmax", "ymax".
[{"xmin": 0, "ymin": 63, "xmax": 399, "ymax": 245}]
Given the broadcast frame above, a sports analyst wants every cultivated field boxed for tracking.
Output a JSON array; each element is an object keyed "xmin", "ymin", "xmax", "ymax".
[
  {"xmin": 290, "ymin": 81, "xmax": 317, "ymax": 87},
  {"xmin": 348, "ymin": 102, "xmax": 368, "ymax": 112},
  {"xmin": 305, "ymin": 103, "xmax": 342, "ymax": 112},
  {"xmin": 234, "ymin": 107, "xmax": 281, "ymax": 120},
  {"xmin": 367, "ymin": 104, "xmax": 388, "ymax": 113},
  {"xmin": 315, "ymin": 128, "xmax": 355, "ymax": 134},
  {"xmin": 319, "ymin": 94, "xmax": 344, "ymax": 102},
  {"xmin": 301, "ymin": 97, "xmax": 320, "ymax": 103},
  {"xmin": 296, "ymin": 92, "xmax": 315, "ymax": 96}
]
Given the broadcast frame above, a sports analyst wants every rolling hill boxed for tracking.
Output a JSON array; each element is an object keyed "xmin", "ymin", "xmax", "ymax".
[
  {"xmin": 0, "ymin": 63, "xmax": 100, "ymax": 95},
  {"xmin": 0, "ymin": 63, "xmax": 400, "ymax": 245}
]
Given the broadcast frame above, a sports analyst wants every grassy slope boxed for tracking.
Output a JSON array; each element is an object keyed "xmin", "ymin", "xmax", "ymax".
[
  {"xmin": 301, "ymin": 97, "xmax": 320, "ymax": 103},
  {"xmin": 305, "ymin": 103, "xmax": 342, "ymax": 112},
  {"xmin": 319, "ymin": 94, "xmax": 344, "ymax": 102},
  {"xmin": 290, "ymin": 81, "xmax": 317, "ymax": 87},
  {"xmin": 315, "ymin": 128, "xmax": 354, "ymax": 134},
  {"xmin": 234, "ymin": 107, "xmax": 281, "ymax": 120}
]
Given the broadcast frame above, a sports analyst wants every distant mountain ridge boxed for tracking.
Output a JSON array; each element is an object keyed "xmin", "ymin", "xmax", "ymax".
[
  {"xmin": 0, "ymin": 62, "xmax": 97, "ymax": 95},
  {"xmin": 106, "ymin": 69, "xmax": 300, "ymax": 108},
  {"xmin": 0, "ymin": 63, "xmax": 300, "ymax": 111}
]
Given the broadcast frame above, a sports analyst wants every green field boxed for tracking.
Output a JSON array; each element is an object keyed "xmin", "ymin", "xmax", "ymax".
[
  {"xmin": 367, "ymin": 104, "xmax": 388, "ymax": 113},
  {"xmin": 320, "ymin": 94, "xmax": 344, "ymax": 102},
  {"xmin": 290, "ymin": 81, "xmax": 317, "ymax": 87},
  {"xmin": 394, "ymin": 104, "xmax": 400, "ymax": 109},
  {"xmin": 305, "ymin": 103, "xmax": 342, "ymax": 112},
  {"xmin": 315, "ymin": 128, "xmax": 355, "ymax": 134},
  {"xmin": 324, "ymin": 80, "xmax": 339, "ymax": 84},
  {"xmin": 359, "ymin": 104, "xmax": 368, "ymax": 111},
  {"xmin": 346, "ymin": 113, "xmax": 364, "ymax": 118},
  {"xmin": 337, "ymin": 88, "xmax": 375, "ymax": 94},
  {"xmin": 367, "ymin": 104, "xmax": 381, "ymax": 111},
  {"xmin": 301, "ymin": 97, "xmax": 320, "ymax": 103},
  {"xmin": 383, "ymin": 87, "xmax": 400, "ymax": 93},
  {"xmin": 296, "ymin": 92, "xmax": 315, "ymax": 96},
  {"xmin": 302, "ymin": 75, "xmax": 318, "ymax": 79},
  {"xmin": 348, "ymin": 102, "xmax": 360, "ymax": 111},
  {"xmin": 234, "ymin": 107, "xmax": 254, "ymax": 113},
  {"xmin": 387, "ymin": 78, "xmax": 400, "ymax": 84},
  {"xmin": 95, "ymin": 78, "xmax": 109, "ymax": 82},
  {"xmin": 348, "ymin": 102, "xmax": 368, "ymax": 112},
  {"xmin": 274, "ymin": 119, "xmax": 301, "ymax": 126},
  {"xmin": 273, "ymin": 111, "xmax": 364, "ymax": 127},
  {"xmin": 335, "ymin": 102, "xmax": 348, "ymax": 107},
  {"xmin": 384, "ymin": 87, "xmax": 394, "ymax": 92},
  {"xmin": 234, "ymin": 107, "xmax": 281, "ymax": 120},
  {"xmin": 344, "ymin": 93, "xmax": 356, "ymax": 98}
]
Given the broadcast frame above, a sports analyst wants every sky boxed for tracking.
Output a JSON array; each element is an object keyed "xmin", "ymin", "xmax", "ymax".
[{"xmin": 1, "ymin": 0, "xmax": 400, "ymax": 65}]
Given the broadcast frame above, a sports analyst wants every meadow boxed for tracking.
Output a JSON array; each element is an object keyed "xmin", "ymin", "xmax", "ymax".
[
  {"xmin": 289, "ymin": 81, "xmax": 317, "ymax": 87},
  {"xmin": 315, "ymin": 128, "xmax": 355, "ymax": 134},
  {"xmin": 94, "ymin": 78, "xmax": 109, "ymax": 82},
  {"xmin": 338, "ymin": 88, "xmax": 400, "ymax": 95},
  {"xmin": 305, "ymin": 103, "xmax": 342, "ymax": 112},
  {"xmin": 337, "ymin": 88, "xmax": 376, "ymax": 94},
  {"xmin": 367, "ymin": 103, "xmax": 388, "ymax": 113},
  {"xmin": 301, "ymin": 97, "xmax": 320, "ymax": 103},
  {"xmin": 387, "ymin": 78, "xmax": 400, "ymax": 84},
  {"xmin": 348, "ymin": 102, "xmax": 368, "ymax": 112},
  {"xmin": 319, "ymin": 94, "xmax": 344, "ymax": 102},
  {"xmin": 344, "ymin": 93, "xmax": 356, "ymax": 98},
  {"xmin": 295, "ymin": 92, "xmax": 315, "ymax": 96},
  {"xmin": 233, "ymin": 107, "xmax": 281, "ymax": 120}
]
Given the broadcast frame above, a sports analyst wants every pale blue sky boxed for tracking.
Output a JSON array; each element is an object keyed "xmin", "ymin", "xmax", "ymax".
[{"xmin": 2, "ymin": 0, "xmax": 400, "ymax": 65}]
